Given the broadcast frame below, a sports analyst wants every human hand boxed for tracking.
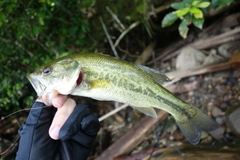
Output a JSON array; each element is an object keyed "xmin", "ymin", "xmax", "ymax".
[{"xmin": 16, "ymin": 95, "xmax": 100, "ymax": 160}]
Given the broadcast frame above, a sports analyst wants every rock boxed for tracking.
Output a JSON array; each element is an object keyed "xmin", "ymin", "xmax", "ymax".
[
  {"xmin": 216, "ymin": 117, "xmax": 224, "ymax": 125},
  {"xmin": 202, "ymin": 49, "xmax": 223, "ymax": 66},
  {"xmin": 209, "ymin": 127, "xmax": 225, "ymax": 140},
  {"xmin": 212, "ymin": 106, "xmax": 223, "ymax": 117},
  {"xmin": 225, "ymin": 105, "xmax": 240, "ymax": 136},
  {"xmin": 220, "ymin": 102, "xmax": 228, "ymax": 111},
  {"xmin": 218, "ymin": 43, "xmax": 234, "ymax": 59},
  {"xmin": 176, "ymin": 47, "xmax": 206, "ymax": 71},
  {"xmin": 233, "ymin": 70, "xmax": 240, "ymax": 77},
  {"xmin": 215, "ymin": 84, "xmax": 228, "ymax": 94},
  {"xmin": 213, "ymin": 71, "xmax": 230, "ymax": 79}
]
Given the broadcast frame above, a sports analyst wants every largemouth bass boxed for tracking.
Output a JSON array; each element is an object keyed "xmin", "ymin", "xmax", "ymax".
[{"xmin": 28, "ymin": 53, "xmax": 219, "ymax": 145}]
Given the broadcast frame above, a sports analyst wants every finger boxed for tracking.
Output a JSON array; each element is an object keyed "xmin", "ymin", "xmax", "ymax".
[
  {"xmin": 59, "ymin": 104, "xmax": 91, "ymax": 140},
  {"xmin": 52, "ymin": 94, "xmax": 68, "ymax": 108},
  {"xmin": 49, "ymin": 98, "xmax": 76, "ymax": 140}
]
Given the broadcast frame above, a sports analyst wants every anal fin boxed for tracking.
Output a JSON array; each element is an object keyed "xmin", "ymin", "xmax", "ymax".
[{"xmin": 133, "ymin": 106, "xmax": 158, "ymax": 118}]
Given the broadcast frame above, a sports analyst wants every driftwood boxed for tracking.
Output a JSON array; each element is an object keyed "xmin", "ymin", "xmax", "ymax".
[
  {"xmin": 117, "ymin": 144, "xmax": 240, "ymax": 160},
  {"xmin": 96, "ymin": 110, "xmax": 169, "ymax": 160}
]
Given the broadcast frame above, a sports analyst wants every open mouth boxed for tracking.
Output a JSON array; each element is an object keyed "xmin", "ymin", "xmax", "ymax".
[{"xmin": 27, "ymin": 74, "xmax": 46, "ymax": 96}]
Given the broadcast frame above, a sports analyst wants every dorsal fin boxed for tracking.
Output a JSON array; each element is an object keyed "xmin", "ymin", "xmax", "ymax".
[{"xmin": 136, "ymin": 65, "xmax": 171, "ymax": 84}]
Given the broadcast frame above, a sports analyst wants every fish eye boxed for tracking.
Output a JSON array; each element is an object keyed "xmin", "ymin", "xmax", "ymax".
[{"xmin": 43, "ymin": 67, "xmax": 51, "ymax": 75}]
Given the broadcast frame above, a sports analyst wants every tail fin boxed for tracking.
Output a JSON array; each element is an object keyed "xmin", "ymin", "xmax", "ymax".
[{"xmin": 175, "ymin": 107, "xmax": 219, "ymax": 145}]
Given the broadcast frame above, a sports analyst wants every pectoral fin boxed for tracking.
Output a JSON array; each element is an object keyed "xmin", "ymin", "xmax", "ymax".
[{"xmin": 133, "ymin": 106, "xmax": 158, "ymax": 118}]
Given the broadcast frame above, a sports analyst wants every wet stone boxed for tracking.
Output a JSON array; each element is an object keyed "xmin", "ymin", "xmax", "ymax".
[
  {"xmin": 220, "ymin": 102, "xmax": 228, "ymax": 111},
  {"xmin": 215, "ymin": 84, "xmax": 228, "ymax": 94},
  {"xmin": 212, "ymin": 107, "xmax": 222, "ymax": 117},
  {"xmin": 216, "ymin": 117, "xmax": 224, "ymax": 125},
  {"xmin": 225, "ymin": 106, "xmax": 240, "ymax": 136},
  {"xmin": 176, "ymin": 47, "xmax": 206, "ymax": 71}
]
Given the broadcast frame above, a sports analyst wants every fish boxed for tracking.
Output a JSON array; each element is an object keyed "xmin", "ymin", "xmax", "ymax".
[{"xmin": 28, "ymin": 53, "xmax": 219, "ymax": 145}]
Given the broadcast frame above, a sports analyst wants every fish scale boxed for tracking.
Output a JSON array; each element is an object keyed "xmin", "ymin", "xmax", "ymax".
[{"xmin": 28, "ymin": 53, "xmax": 219, "ymax": 145}]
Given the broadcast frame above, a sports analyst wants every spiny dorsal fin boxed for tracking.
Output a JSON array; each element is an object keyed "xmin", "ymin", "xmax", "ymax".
[
  {"xmin": 133, "ymin": 106, "xmax": 158, "ymax": 118},
  {"xmin": 136, "ymin": 65, "xmax": 171, "ymax": 84}
]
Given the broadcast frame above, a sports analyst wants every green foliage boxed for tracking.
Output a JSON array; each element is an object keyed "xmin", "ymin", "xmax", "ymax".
[
  {"xmin": 161, "ymin": 0, "xmax": 235, "ymax": 38},
  {"xmin": 161, "ymin": 12, "xmax": 178, "ymax": 28},
  {"xmin": 211, "ymin": 0, "xmax": 235, "ymax": 9},
  {"xmin": 0, "ymin": 0, "xmax": 96, "ymax": 113},
  {"xmin": 0, "ymin": 0, "xmax": 149, "ymax": 114}
]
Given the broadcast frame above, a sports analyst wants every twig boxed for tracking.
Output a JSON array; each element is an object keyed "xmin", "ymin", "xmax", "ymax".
[
  {"xmin": 146, "ymin": 35, "xmax": 194, "ymax": 65},
  {"xmin": 135, "ymin": 41, "xmax": 156, "ymax": 65},
  {"xmin": 99, "ymin": 16, "xmax": 119, "ymax": 58},
  {"xmin": 117, "ymin": 45, "xmax": 139, "ymax": 58},
  {"xmin": 106, "ymin": 6, "xmax": 126, "ymax": 31},
  {"xmin": 98, "ymin": 104, "xmax": 128, "ymax": 122},
  {"xmin": 114, "ymin": 21, "xmax": 140, "ymax": 47},
  {"xmin": 147, "ymin": 27, "xmax": 240, "ymax": 64},
  {"xmin": 153, "ymin": 0, "xmax": 177, "ymax": 14},
  {"xmin": 163, "ymin": 78, "xmax": 181, "ymax": 88},
  {"xmin": 166, "ymin": 62, "xmax": 231, "ymax": 80},
  {"xmin": 162, "ymin": 28, "xmax": 240, "ymax": 61},
  {"xmin": 14, "ymin": 41, "xmax": 34, "ymax": 57}
]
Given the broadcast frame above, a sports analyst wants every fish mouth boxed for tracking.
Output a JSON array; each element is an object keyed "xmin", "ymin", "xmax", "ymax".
[
  {"xmin": 27, "ymin": 74, "xmax": 46, "ymax": 96},
  {"xmin": 28, "ymin": 70, "xmax": 83, "ymax": 96}
]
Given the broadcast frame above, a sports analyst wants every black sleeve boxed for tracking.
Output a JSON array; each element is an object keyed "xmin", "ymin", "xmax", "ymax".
[
  {"xmin": 16, "ymin": 102, "xmax": 100, "ymax": 160},
  {"xmin": 16, "ymin": 102, "xmax": 58, "ymax": 160}
]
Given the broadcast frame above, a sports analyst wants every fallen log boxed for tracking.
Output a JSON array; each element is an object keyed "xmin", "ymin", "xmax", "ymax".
[
  {"xmin": 96, "ymin": 110, "xmax": 168, "ymax": 160},
  {"xmin": 116, "ymin": 144, "xmax": 240, "ymax": 160},
  {"xmin": 142, "ymin": 144, "xmax": 240, "ymax": 160}
]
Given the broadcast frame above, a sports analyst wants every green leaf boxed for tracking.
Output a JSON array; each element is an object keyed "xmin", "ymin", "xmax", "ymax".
[
  {"xmin": 211, "ymin": 0, "xmax": 219, "ymax": 8},
  {"xmin": 197, "ymin": 2, "xmax": 211, "ymax": 8},
  {"xmin": 171, "ymin": 2, "xmax": 185, "ymax": 10},
  {"xmin": 38, "ymin": 17, "xmax": 44, "ymax": 25},
  {"xmin": 175, "ymin": 7, "xmax": 190, "ymax": 17},
  {"xmin": 191, "ymin": 0, "xmax": 200, "ymax": 6},
  {"xmin": 211, "ymin": 0, "xmax": 234, "ymax": 9},
  {"xmin": 182, "ymin": 0, "xmax": 194, "ymax": 7},
  {"xmin": 161, "ymin": 12, "xmax": 178, "ymax": 27},
  {"xmin": 189, "ymin": 7, "xmax": 203, "ymax": 18},
  {"xmin": 193, "ymin": 17, "xmax": 204, "ymax": 29},
  {"xmin": 136, "ymin": 4, "xmax": 144, "ymax": 14},
  {"xmin": 179, "ymin": 20, "xmax": 188, "ymax": 39},
  {"xmin": 183, "ymin": 13, "xmax": 192, "ymax": 25}
]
